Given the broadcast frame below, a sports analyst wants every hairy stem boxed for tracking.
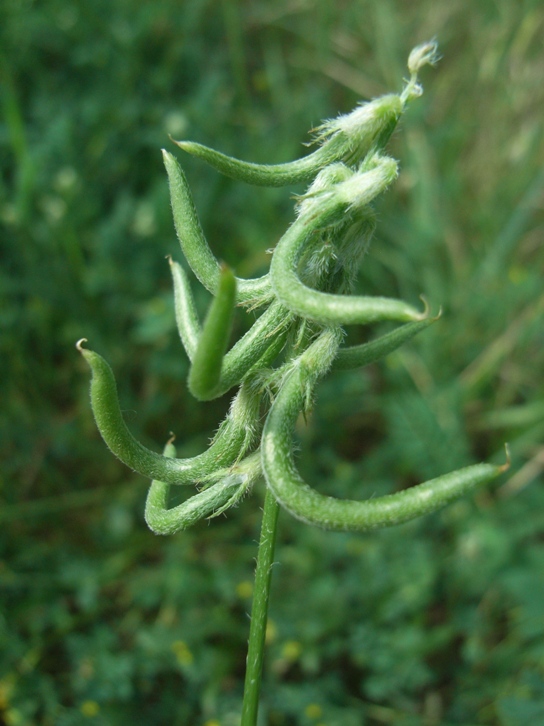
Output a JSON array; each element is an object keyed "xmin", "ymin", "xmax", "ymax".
[{"xmin": 241, "ymin": 486, "xmax": 280, "ymax": 726}]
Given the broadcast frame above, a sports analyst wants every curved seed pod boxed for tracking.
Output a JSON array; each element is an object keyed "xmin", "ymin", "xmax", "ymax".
[
  {"xmin": 270, "ymin": 162, "xmax": 424, "ymax": 326},
  {"xmin": 174, "ymin": 42, "xmax": 438, "ymax": 191},
  {"xmin": 163, "ymin": 149, "xmax": 219, "ymax": 294},
  {"xmin": 332, "ymin": 314, "xmax": 438, "ymax": 370},
  {"xmin": 274, "ymin": 286, "xmax": 423, "ymax": 327},
  {"xmin": 173, "ymin": 140, "xmax": 335, "ymax": 188},
  {"xmin": 169, "ymin": 258, "xmax": 201, "ymax": 361},
  {"xmin": 170, "ymin": 258, "xmax": 290, "ymax": 392},
  {"xmin": 189, "ymin": 299, "xmax": 292, "ymax": 401},
  {"xmin": 76, "ymin": 340, "xmax": 260, "ymax": 483},
  {"xmin": 254, "ymin": 322, "xmax": 339, "ymax": 409},
  {"xmin": 163, "ymin": 150, "xmax": 271, "ymax": 305},
  {"xmin": 145, "ymin": 441, "xmax": 248, "ymax": 535},
  {"xmin": 262, "ymin": 355, "xmax": 509, "ymax": 532},
  {"xmin": 173, "ymin": 95, "xmax": 403, "ymax": 187},
  {"xmin": 189, "ymin": 265, "xmax": 237, "ymax": 399}
]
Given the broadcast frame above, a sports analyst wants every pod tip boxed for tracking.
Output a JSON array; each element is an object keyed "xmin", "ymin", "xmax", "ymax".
[{"xmin": 499, "ymin": 443, "xmax": 512, "ymax": 473}]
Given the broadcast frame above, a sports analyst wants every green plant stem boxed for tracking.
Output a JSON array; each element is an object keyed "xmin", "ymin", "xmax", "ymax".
[{"xmin": 241, "ymin": 486, "xmax": 280, "ymax": 726}]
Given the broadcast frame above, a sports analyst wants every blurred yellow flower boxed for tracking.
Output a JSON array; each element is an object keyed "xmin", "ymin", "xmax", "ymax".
[
  {"xmin": 80, "ymin": 700, "xmax": 100, "ymax": 717},
  {"xmin": 236, "ymin": 580, "xmax": 253, "ymax": 598},
  {"xmin": 171, "ymin": 640, "xmax": 194, "ymax": 666}
]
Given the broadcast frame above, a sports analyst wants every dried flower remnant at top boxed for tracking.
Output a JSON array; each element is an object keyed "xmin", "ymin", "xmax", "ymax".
[{"xmin": 78, "ymin": 42, "xmax": 507, "ymax": 536}]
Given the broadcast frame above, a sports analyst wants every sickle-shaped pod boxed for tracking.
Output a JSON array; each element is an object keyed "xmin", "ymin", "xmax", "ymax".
[
  {"xmin": 77, "ymin": 340, "xmax": 261, "ymax": 484},
  {"xmin": 262, "ymin": 332, "xmax": 508, "ymax": 531},
  {"xmin": 173, "ymin": 95, "xmax": 403, "ymax": 188},
  {"xmin": 145, "ymin": 444, "xmax": 262, "ymax": 535},
  {"xmin": 163, "ymin": 150, "xmax": 271, "ymax": 305},
  {"xmin": 270, "ymin": 160, "xmax": 425, "ymax": 327}
]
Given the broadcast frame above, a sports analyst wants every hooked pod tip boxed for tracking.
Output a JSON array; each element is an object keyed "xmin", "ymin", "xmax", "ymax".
[{"xmin": 500, "ymin": 443, "xmax": 512, "ymax": 473}]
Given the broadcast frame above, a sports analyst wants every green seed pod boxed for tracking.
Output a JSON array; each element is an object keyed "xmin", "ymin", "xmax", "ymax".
[
  {"xmin": 77, "ymin": 40, "xmax": 508, "ymax": 548},
  {"xmin": 145, "ymin": 440, "xmax": 248, "ymax": 535},
  {"xmin": 262, "ymin": 340, "xmax": 509, "ymax": 531},
  {"xmin": 188, "ymin": 298, "xmax": 292, "ymax": 402},
  {"xmin": 270, "ymin": 160, "xmax": 423, "ymax": 326},
  {"xmin": 188, "ymin": 265, "xmax": 237, "ymax": 400},
  {"xmin": 163, "ymin": 150, "xmax": 271, "ymax": 305},
  {"xmin": 333, "ymin": 313, "xmax": 438, "ymax": 370},
  {"xmin": 169, "ymin": 258, "xmax": 201, "ymax": 361},
  {"xmin": 173, "ymin": 94, "xmax": 403, "ymax": 187},
  {"xmin": 77, "ymin": 340, "xmax": 259, "ymax": 484}
]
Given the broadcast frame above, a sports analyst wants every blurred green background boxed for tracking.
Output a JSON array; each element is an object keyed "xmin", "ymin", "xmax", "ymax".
[{"xmin": 1, "ymin": 0, "xmax": 543, "ymax": 724}]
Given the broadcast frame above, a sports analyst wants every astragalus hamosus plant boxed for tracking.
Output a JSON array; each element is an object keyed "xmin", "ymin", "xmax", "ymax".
[{"xmin": 78, "ymin": 42, "xmax": 508, "ymax": 724}]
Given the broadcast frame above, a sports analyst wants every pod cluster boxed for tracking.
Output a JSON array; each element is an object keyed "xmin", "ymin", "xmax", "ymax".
[{"xmin": 78, "ymin": 42, "xmax": 507, "ymax": 535}]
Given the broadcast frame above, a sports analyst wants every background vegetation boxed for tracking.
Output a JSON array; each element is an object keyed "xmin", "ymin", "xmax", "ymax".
[{"xmin": 1, "ymin": 0, "xmax": 543, "ymax": 724}]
